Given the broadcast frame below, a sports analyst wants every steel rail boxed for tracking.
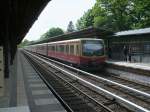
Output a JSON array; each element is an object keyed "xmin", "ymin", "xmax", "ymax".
[
  {"xmin": 31, "ymin": 51, "xmax": 150, "ymax": 99},
  {"xmin": 25, "ymin": 52, "xmax": 113, "ymax": 112},
  {"xmin": 23, "ymin": 53, "xmax": 74, "ymax": 112},
  {"xmin": 24, "ymin": 51, "xmax": 150, "ymax": 112}
]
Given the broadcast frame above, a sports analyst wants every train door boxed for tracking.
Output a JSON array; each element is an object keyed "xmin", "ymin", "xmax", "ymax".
[
  {"xmin": 69, "ymin": 44, "xmax": 75, "ymax": 55},
  {"xmin": 74, "ymin": 41, "xmax": 80, "ymax": 56}
]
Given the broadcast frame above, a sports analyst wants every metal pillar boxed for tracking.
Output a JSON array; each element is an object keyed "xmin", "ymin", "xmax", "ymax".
[
  {"xmin": 3, "ymin": 41, "xmax": 10, "ymax": 78},
  {"xmin": 0, "ymin": 46, "xmax": 4, "ymax": 96}
]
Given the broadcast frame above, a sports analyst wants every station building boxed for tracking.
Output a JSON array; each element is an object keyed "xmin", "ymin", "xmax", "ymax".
[{"xmin": 107, "ymin": 27, "xmax": 150, "ymax": 63}]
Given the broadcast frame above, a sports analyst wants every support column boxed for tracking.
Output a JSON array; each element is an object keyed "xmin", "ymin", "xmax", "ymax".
[
  {"xmin": 0, "ymin": 46, "xmax": 4, "ymax": 96},
  {"xmin": 4, "ymin": 40, "xmax": 10, "ymax": 78}
]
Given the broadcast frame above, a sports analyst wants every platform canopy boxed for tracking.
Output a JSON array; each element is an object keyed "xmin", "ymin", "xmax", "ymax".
[
  {"xmin": 0, "ymin": 0, "xmax": 51, "ymax": 77},
  {"xmin": 29, "ymin": 27, "xmax": 113, "ymax": 45},
  {"xmin": 0, "ymin": 0, "xmax": 51, "ymax": 58},
  {"xmin": 0, "ymin": 0, "xmax": 51, "ymax": 45},
  {"xmin": 115, "ymin": 27, "xmax": 150, "ymax": 37}
]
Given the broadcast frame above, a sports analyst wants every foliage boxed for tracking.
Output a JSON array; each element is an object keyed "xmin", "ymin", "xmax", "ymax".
[
  {"xmin": 67, "ymin": 21, "xmax": 75, "ymax": 32},
  {"xmin": 76, "ymin": 0, "xmax": 150, "ymax": 31},
  {"xmin": 40, "ymin": 27, "xmax": 64, "ymax": 40},
  {"xmin": 94, "ymin": 0, "xmax": 134, "ymax": 31},
  {"xmin": 131, "ymin": 0, "xmax": 150, "ymax": 29},
  {"xmin": 76, "ymin": 9, "xmax": 94, "ymax": 30},
  {"xmin": 18, "ymin": 39, "xmax": 30, "ymax": 48}
]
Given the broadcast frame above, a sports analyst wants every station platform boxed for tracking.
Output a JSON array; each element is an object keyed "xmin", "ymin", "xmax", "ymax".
[
  {"xmin": 106, "ymin": 60, "xmax": 150, "ymax": 85},
  {"xmin": 106, "ymin": 60, "xmax": 150, "ymax": 71},
  {"xmin": 0, "ymin": 50, "xmax": 66, "ymax": 112}
]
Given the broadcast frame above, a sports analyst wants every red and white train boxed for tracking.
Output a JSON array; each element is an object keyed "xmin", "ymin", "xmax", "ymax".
[{"xmin": 25, "ymin": 38, "xmax": 106, "ymax": 70}]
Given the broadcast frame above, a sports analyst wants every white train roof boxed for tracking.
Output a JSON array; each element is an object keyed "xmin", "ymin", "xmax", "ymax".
[
  {"xmin": 47, "ymin": 38, "xmax": 103, "ymax": 44},
  {"xmin": 28, "ymin": 38, "xmax": 103, "ymax": 47}
]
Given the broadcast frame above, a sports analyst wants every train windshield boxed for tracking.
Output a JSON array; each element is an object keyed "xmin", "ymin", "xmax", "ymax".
[{"xmin": 82, "ymin": 40, "xmax": 104, "ymax": 56}]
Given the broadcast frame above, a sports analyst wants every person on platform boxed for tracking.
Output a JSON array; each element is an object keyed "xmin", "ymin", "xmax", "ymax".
[
  {"xmin": 128, "ymin": 46, "xmax": 132, "ymax": 62},
  {"xmin": 108, "ymin": 47, "xmax": 112, "ymax": 59},
  {"xmin": 123, "ymin": 45, "xmax": 128, "ymax": 61}
]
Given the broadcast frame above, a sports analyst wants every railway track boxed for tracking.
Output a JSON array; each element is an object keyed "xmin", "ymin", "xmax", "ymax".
[
  {"xmin": 23, "ymin": 50, "xmax": 150, "ymax": 112},
  {"xmin": 98, "ymin": 74, "xmax": 150, "ymax": 94},
  {"xmin": 24, "ymin": 52, "xmax": 113, "ymax": 112}
]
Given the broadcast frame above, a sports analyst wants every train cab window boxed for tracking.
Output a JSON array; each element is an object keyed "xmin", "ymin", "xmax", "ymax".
[
  {"xmin": 70, "ymin": 45, "xmax": 74, "ymax": 55},
  {"xmin": 82, "ymin": 40, "xmax": 104, "ymax": 56}
]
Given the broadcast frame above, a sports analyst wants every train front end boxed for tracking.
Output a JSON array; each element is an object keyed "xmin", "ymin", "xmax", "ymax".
[{"xmin": 80, "ymin": 39, "xmax": 106, "ymax": 70}]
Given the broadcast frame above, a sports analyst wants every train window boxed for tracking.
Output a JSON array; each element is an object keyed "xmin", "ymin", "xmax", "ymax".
[
  {"xmin": 49, "ymin": 46, "xmax": 55, "ymax": 51},
  {"xmin": 62, "ymin": 45, "xmax": 65, "ymax": 52},
  {"xmin": 40, "ymin": 46, "xmax": 42, "ymax": 50},
  {"xmin": 66, "ymin": 45, "xmax": 69, "ymax": 54},
  {"xmin": 64, "ymin": 45, "xmax": 66, "ymax": 54},
  {"xmin": 76, "ymin": 45, "xmax": 79, "ymax": 55},
  {"xmin": 70, "ymin": 45, "xmax": 74, "ymax": 55},
  {"xmin": 56, "ymin": 45, "xmax": 58, "ymax": 51},
  {"xmin": 60, "ymin": 45, "xmax": 65, "ymax": 52},
  {"xmin": 59, "ymin": 46, "xmax": 61, "ymax": 52},
  {"xmin": 51, "ymin": 46, "xmax": 55, "ymax": 51},
  {"xmin": 58, "ymin": 45, "xmax": 60, "ymax": 52},
  {"xmin": 48, "ymin": 45, "xmax": 52, "ymax": 51}
]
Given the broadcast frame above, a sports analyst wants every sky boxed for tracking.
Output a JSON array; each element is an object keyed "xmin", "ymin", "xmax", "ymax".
[{"xmin": 24, "ymin": 0, "xmax": 96, "ymax": 41}]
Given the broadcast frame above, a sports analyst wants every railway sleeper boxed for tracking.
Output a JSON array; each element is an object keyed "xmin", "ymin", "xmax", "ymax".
[
  {"xmin": 26, "ymin": 53, "xmax": 132, "ymax": 112},
  {"xmin": 63, "ymin": 97, "xmax": 82, "ymax": 101},
  {"xmin": 57, "ymin": 90, "xmax": 73, "ymax": 94},
  {"xmin": 103, "ymin": 99, "xmax": 116, "ymax": 106},
  {"xmin": 60, "ymin": 94, "xmax": 76, "ymax": 97},
  {"xmin": 71, "ymin": 105, "xmax": 94, "ymax": 112},
  {"xmin": 66, "ymin": 100, "xmax": 85, "ymax": 106}
]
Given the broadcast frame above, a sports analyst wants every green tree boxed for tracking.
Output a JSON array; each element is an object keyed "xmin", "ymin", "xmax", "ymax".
[
  {"xmin": 76, "ymin": 9, "xmax": 94, "ymax": 30},
  {"xmin": 92, "ymin": 0, "xmax": 134, "ymax": 31},
  {"xmin": 131, "ymin": 0, "xmax": 150, "ymax": 29},
  {"xmin": 67, "ymin": 21, "xmax": 75, "ymax": 32},
  {"xmin": 76, "ymin": 0, "xmax": 150, "ymax": 31},
  {"xmin": 40, "ymin": 27, "xmax": 64, "ymax": 40},
  {"xmin": 18, "ymin": 39, "xmax": 30, "ymax": 47}
]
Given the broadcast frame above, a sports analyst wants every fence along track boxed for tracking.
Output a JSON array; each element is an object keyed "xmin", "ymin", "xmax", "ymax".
[
  {"xmin": 24, "ymin": 52, "xmax": 113, "ymax": 112},
  {"xmin": 24, "ymin": 50, "xmax": 150, "ymax": 112}
]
